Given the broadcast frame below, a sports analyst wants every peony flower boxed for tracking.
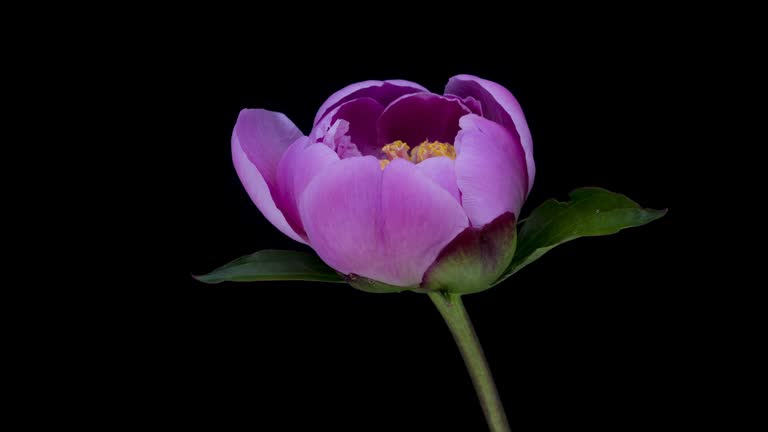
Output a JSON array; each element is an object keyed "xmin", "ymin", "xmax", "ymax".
[{"xmin": 232, "ymin": 75, "xmax": 533, "ymax": 292}]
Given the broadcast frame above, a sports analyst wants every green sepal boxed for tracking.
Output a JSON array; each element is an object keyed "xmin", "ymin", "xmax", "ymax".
[{"xmin": 421, "ymin": 212, "xmax": 517, "ymax": 294}]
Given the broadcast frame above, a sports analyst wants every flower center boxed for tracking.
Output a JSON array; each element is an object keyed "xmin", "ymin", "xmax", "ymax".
[{"xmin": 378, "ymin": 140, "xmax": 456, "ymax": 169}]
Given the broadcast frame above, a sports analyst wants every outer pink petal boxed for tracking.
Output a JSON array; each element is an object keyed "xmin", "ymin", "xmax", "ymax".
[
  {"xmin": 445, "ymin": 74, "xmax": 535, "ymax": 192},
  {"xmin": 313, "ymin": 80, "xmax": 428, "ymax": 126},
  {"xmin": 233, "ymin": 109, "xmax": 304, "ymax": 189},
  {"xmin": 232, "ymin": 133, "xmax": 306, "ymax": 244},
  {"xmin": 275, "ymin": 139, "xmax": 339, "ymax": 238},
  {"xmin": 299, "ymin": 158, "xmax": 468, "ymax": 286},
  {"xmin": 415, "ymin": 157, "xmax": 461, "ymax": 204},
  {"xmin": 454, "ymin": 114, "xmax": 528, "ymax": 227},
  {"xmin": 299, "ymin": 156, "xmax": 384, "ymax": 277},
  {"xmin": 379, "ymin": 159, "xmax": 468, "ymax": 286}
]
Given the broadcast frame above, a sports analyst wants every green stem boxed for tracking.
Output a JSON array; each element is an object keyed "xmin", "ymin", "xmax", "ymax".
[{"xmin": 429, "ymin": 292, "xmax": 510, "ymax": 432}]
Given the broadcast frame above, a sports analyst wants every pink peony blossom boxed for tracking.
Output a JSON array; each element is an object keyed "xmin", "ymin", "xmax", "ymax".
[{"xmin": 232, "ymin": 75, "xmax": 533, "ymax": 288}]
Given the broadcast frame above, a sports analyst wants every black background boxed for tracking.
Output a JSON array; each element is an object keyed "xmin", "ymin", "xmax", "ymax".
[{"xmin": 125, "ymin": 35, "xmax": 688, "ymax": 430}]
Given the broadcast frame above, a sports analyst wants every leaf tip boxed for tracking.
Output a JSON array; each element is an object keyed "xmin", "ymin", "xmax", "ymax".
[
  {"xmin": 190, "ymin": 272, "xmax": 218, "ymax": 284},
  {"xmin": 649, "ymin": 207, "xmax": 669, "ymax": 221}
]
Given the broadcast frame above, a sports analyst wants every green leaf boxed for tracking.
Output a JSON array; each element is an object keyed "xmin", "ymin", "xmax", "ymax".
[
  {"xmin": 194, "ymin": 250, "xmax": 345, "ymax": 284},
  {"xmin": 494, "ymin": 187, "xmax": 666, "ymax": 285}
]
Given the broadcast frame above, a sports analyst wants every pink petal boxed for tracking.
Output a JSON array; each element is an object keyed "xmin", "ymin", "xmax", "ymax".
[
  {"xmin": 454, "ymin": 114, "xmax": 528, "ymax": 227},
  {"xmin": 416, "ymin": 157, "xmax": 461, "ymax": 204},
  {"xmin": 299, "ymin": 158, "xmax": 468, "ymax": 286},
  {"xmin": 379, "ymin": 159, "xmax": 468, "ymax": 286},
  {"xmin": 233, "ymin": 109, "xmax": 304, "ymax": 189},
  {"xmin": 232, "ymin": 132, "xmax": 306, "ymax": 244},
  {"xmin": 445, "ymin": 75, "xmax": 535, "ymax": 192},
  {"xmin": 309, "ymin": 98, "xmax": 385, "ymax": 157},
  {"xmin": 299, "ymin": 156, "xmax": 384, "ymax": 278},
  {"xmin": 321, "ymin": 119, "xmax": 358, "ymax": 157},
  {"xmin": 313, "ymin": 80, "xmax": 427, "ymax": 127},
  {"xmin": 331, "ymin": 97, "xmax": 385, "ymax": 155},
  {"xmin": 276, "ymin": 139, "xmax": 340, "ymax": 238},
  {"xmin": 377, "ymin": 93, "xmax": 471, "ymax": 147},
  {"xmin": 444, "ymin": 94, "xmax": 483, "ymax": 116}
]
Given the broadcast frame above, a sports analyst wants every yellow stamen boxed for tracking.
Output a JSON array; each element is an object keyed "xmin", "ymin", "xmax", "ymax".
[
  {"xmin": 381, "ymin": 140, "xmax": 411, "ymax": 161},
  {"xmin": 378, "ymin": 139, "xmax": 456, "ymax": 169},
  {"xmin": 410, "ymin": 140, "xmax": 456, "ymax": 163}
]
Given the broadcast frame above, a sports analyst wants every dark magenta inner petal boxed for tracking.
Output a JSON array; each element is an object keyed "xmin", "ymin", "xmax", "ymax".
[
  {"xmin": 444, "ymin": 95, "xmax": 483, "ymax": 116},
  {"xmin": 377, "ymin": 93, "xmax": 471, "ymax": 147},
  {"xmin": 445, "ymin": 79, "xmax": 519, "ymax": 143},
  {"xmin": 332, "ymin": 97, "xmax": 385, "ymax": 156},
  {"xmin": 315, "ymin": 82, "xmax": 426, "ymax": 126}
]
